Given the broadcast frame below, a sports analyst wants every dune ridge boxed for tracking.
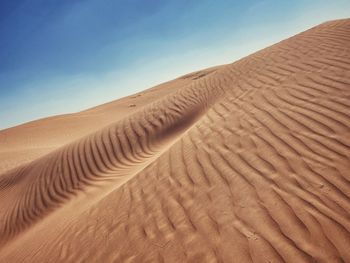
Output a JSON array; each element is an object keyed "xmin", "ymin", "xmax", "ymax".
[
  {"xmin": 0, "ymin": 77, "xmax": 223, "ymax": 243},
  {"xmin": 0, "ymin": 19, "xmax": 349, "ymax": 262}
]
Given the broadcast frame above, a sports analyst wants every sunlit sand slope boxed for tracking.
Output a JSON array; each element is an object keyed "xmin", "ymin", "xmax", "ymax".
[{"xmin": 0, "ymin": 19, "xmax": 349, "ymax": 262}]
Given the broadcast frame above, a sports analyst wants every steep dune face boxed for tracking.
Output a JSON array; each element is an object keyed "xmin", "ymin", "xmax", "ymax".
[
  {"xmin": 0, "ymin": 77, "xmax": 222, "ymax": 244},
  {"xmin": 0, "ymin": 19, "xmax": 350, "ymax": 262},
  {"xmin": 0, "ymin": 74, "xmax": 205, "ymax": 174}
]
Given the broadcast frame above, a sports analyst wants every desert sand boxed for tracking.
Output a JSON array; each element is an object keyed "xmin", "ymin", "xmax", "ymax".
[{"xmin": 0, "ymin": 19, "xmax": 349, "ymax": 262}]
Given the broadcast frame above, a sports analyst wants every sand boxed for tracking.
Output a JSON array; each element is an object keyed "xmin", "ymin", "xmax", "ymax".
[{"xmin": 0, "ymin": 19, "xmax": 349, "ymax": 262}]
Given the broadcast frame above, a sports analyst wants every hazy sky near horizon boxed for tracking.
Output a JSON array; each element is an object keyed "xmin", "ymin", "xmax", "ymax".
[{"xmin": 1, "ymin": 0, "xmax": 350, "ymax": 129}]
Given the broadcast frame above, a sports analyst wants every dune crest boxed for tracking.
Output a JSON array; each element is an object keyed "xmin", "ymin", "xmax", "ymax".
[
  {"xmin": 0, "ymin": 19, "xmax": 350, "ymax": 262},
  {"xmin": 0, "ymin": 78, "xmax": 223, "ymax": 243}
]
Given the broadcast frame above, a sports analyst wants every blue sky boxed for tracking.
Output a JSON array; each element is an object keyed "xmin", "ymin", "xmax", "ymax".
[{"xmin": 1, "ymin": 0, "xmax": 349, "ymax": 129}]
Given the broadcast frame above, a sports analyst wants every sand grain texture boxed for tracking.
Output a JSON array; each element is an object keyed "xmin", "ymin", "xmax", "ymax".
[{"xmin": 0, "ymin": 20, "xmax": 350, "ymax": 262}]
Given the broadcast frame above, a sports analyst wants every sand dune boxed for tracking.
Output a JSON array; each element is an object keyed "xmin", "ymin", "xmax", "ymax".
[{"xmin": 0, "ymin": 19, "xmax": 349, "ymax": 262}]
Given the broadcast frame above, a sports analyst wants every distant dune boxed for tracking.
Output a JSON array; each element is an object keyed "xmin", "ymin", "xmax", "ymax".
[{"xmin": 0, "ymin": 19, "xmax": 349, "ymax": 262}]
